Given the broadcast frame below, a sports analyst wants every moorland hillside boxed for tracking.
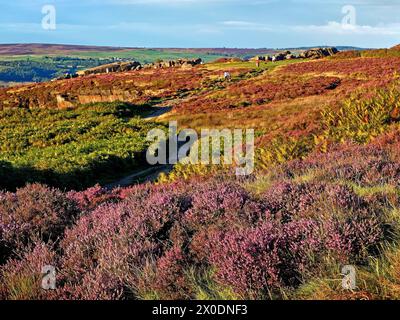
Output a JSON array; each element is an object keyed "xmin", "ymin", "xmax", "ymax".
[{"xmin": 2, "ymin": 47, "xmax": 400, "ymax": 300}]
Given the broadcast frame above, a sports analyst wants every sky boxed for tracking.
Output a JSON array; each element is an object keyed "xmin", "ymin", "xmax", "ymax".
[{"xmin": 0, "ymin": 0, "xmax": 399, "ymax": 48}]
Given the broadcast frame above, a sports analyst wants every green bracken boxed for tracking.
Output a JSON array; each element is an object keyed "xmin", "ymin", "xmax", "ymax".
[{"xmin": 0, "ymin": 102, "xmax": 166, "ymax": 190}]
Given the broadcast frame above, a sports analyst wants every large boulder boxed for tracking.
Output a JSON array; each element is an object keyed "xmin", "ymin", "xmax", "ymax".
[
  {"xmin": 272, "ymin": 51, "xmax": 291, "ymax": 62},
  {"xmin": 271, "ymin": 51, "xmax": 295, "ymax": 62},
  {"xmin": 286, "ymin": 53, "xmax": 297, "ymax": 60},
  {"xmin": 250, "ymin": 56, "xmax": 266, "ymax": 61},
  {"xmin": 184, "ymin": 58, "xmax": 203, "ymax": 66},
  {"xmin": 299, "ymin": 47, "xmax": 339, "ymax": 59}
]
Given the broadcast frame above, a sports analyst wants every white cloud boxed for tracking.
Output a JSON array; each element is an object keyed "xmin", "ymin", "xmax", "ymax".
[
  {"xmin": 220, "ymin": 19, "xmax": 400, "ymax": 36},
  {"xmin": 293, "ymin": 21, "xmax": 400, "ymax": 35}
]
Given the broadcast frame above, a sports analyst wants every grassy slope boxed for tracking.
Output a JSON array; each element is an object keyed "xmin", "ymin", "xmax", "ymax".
[{"xmin": 0, "ymin": 102, "xmax": 165, "ymax": 191}]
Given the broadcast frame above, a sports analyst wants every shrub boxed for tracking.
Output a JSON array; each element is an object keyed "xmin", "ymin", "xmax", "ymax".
[
  {"xmin": 67, "ymin": 185, "xmax": 123, "ymax": 211},
  {"xmin": 0, "ymin": 242, "xmax": 57, "ymax": 300},
  {"xmin": 206, "ymin": 220, "xmax": 323, "ymax": 298},
  {"xmin": 0, "ymin": 148, "xmax": 392, "ymax": 300},
  {"xmin": 0, "ymin": 184, "xmax": 78, "ymax": 263},
  {"xmin": 137, "ymin": 245, "xmax": 192, "ymax": 300},
  {"xmin": 184, "ymin": 181, "xmax": 264, "ymax": 231}
]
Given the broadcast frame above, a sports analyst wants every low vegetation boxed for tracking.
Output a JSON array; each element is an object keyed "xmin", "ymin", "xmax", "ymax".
[
  {"xmin": 0, "ymin": 102, "xmax": 164, "ymax": 190},
  {"xmin": 2, "ymin": 134, "xmax": 400, "ymax": 299}
]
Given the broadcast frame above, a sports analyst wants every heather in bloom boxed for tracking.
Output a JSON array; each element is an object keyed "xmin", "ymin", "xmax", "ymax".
[
  {"xmin": 0, "ymin": 184, "xmax": 78, "ymax": 263},
  {"xmin": 184, "ymin": 181, "xmax": 265, "ymax": 231},
  {"xmin": 205, "ymin": 219, "xmax": 324, "ymax": 298},
  {"xmin": 138, "ymin": 245, "xmax": 192, "ymax": 300},
  {"xmin": 323, "ymin": 210, "xmax": 383, "ymax": 261},
  {"xmin": 0, "ymin": 242, "xmax": 57, "ymax": 300},
  {"xmin": 0, "ymin": 144, "xmax": 392, "ymax": 300},
  {"xmin": 67, "ymin": 184, "xmax": 124, "ymax": 211}
]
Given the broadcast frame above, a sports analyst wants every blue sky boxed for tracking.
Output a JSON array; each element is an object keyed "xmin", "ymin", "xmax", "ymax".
[{"xmin": 0, "ymin": 0, "xmax": 399, "ymax": 48}]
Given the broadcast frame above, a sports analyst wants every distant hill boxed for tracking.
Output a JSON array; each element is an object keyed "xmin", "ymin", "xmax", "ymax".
[
  {"xmin": 392, "ymin": 44, "xmax": 400, "ymax": 50},
  {"xmin": 0, "ymin": 44, "xmax": 376, "ymax": 84},
  {"xmin": 283, "ymin": 46, "xmax": 365, "ymax": 51},
  {"xmin": 0, "ymin": 44, "xmax": 132, "ymax": 55},
  {"xmin": 0, "ymin": 43, "xmax": 366, "ymax": 57}
]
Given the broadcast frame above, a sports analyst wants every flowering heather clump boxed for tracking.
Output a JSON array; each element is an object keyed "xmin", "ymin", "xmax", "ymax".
[
  {"xmin": 184, "ymin": 181, "xmax": 265, "ymax": 230},
  {"xmin": 0, "ymin": 242, "xmax": 56, "ymax": 300},
  {"xmin": 59, "ymin": 267, "xmax": 125, "ymax": 300},
  {"xmin": 323, "ymin": 210, "xmax": 383, "ymax": 261},
  {"xmin": 283, "ymin": 140, "xmax": 398, "ymax": 185},
  {"xmin": 0, "ymin": 184, "xmax": 78, "ymax": 261},
  {"xmin": 262, "ymin": 181, "xmax": 362, "ymax": 221},
  {"xmin": 208, "ymin": 222, "xmax": 282, "ymax": 297},
  {"xmin": 56, "ymin": 184, "xmax": 192, "ymax": 299},
  {"xmin": 139, "ymin": 245, "xmax": 192, "ymax": 300},
  {"xmin": 206, "ymin": 219, "xmax": 324, "ymax": 298},
  {"xmin": 67, "ymin": 185, "xmax": 123, "ymax": 211},
  {"xmin": 262, "ymin": 182, "xmax": 322, "ymax": 219}
]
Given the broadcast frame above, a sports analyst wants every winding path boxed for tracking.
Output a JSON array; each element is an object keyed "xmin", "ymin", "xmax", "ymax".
[{"xmin": 105, "ymin": 104, "xmax": 174, "ymax": 189}]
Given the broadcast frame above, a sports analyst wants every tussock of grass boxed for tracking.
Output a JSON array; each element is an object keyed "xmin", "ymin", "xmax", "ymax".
[
  {"xmin": 187, "ymin": 269, "xmax": 240, "ymax": 301},
  {"xmin": 292, "ymin": 170, "xmax": 318, "ymax": 184},
  {"xmin": 243, "ymin": 173, "xmax": 276, "ymax": 196},
  {"xmin": 352, "ymin": 184, "xmax": 398, "ymax": 197}
]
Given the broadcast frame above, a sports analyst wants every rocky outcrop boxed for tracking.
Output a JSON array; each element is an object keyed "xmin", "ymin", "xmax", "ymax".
[
  {"xmin": 56, "ymin": 94, "xmax": 75, "ymax": 109},
  {"xmin": 143, "ymin": 58, "xmax": 203, "ymax": 69},
  {"xmin": 286, "ymin": 53, "xmax": 297, "ymax": 60},
  {"xmin": 272, "ymin": 51, "xmax": 292, "ymax": 62},
  {"xmin": 213, "ymin": 57, "xmax": 243, "ymax": 63},
  {"xmin": 299, "ymin": 47, "xmax": 339, "ymax": 60},
  {"xmin": 73, "ymin": 58, "xmax": 203, "ymax": 78},
  {"xmin": 249, "ymin": 48, "xmax": 338, "ymax": 63},
  {"xmin": 76, "ymin": 61, "xmax": 141, "ymax": 77}
]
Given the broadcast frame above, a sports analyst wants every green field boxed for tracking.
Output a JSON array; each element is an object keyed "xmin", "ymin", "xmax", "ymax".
[
  {"xmin": 0, "ymin": 49, "xmax": 225, "ymax": 84},
  {"xmin": 65, "ymin": 49, "xmax": 223, "ymax": 63}
]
